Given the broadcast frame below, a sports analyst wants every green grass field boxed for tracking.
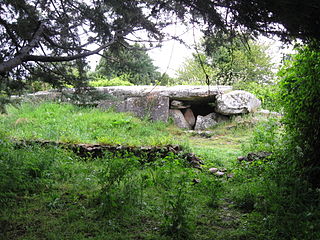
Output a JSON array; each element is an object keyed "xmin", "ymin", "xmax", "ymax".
[
  {"xmin": 0, "ymin": 101, "xmax": 281, "ymax": 239},
  {"xmin": 1, "ymin": 102, "xmax": 176, "ymax": 146}
]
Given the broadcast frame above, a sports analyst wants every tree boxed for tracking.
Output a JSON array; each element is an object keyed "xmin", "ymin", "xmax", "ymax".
[
  {"xmin": 95, "ymin": 43, "xmax": 161, "ymax": 85},
  {"xmin": 175, "ymin": 53, "xmax": 216, "ymax": 85},
  {"xmin": 2, "ymin": 0, "xmax": 320, "ymax": 79},
  {"xmin": 1, "ymin": 0, "xmax": 320, "ymax": 81},
  {"xmin": 176, "ymin": 38, "xmax": 274, "ymax": 85},
  {"xmin": 0, "ymin": 0, "xmax": 171, "ymax": 89}
]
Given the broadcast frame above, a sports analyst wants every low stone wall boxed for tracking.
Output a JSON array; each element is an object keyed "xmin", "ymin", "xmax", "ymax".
[{"xmin": 15, "ymin": 140, "xmax": 203, "ymax": 169}]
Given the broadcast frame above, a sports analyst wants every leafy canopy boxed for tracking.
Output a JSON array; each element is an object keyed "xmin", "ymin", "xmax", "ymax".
[
  {"xmin": 1, "ymin": 0, "xmax": 320, "ymax": 82},
  {"xmin": 95, "ymin": 43, "xmax": 161, "ymax": 85},
  {"xmin": 176, "ymin": 37, "xmax": 274, "ymax": 85}
]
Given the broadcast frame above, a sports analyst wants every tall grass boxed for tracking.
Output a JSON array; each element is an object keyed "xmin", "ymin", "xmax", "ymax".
[{"xmin": 0, "ymin": 136, "xmax": 231, "ymax": 239}]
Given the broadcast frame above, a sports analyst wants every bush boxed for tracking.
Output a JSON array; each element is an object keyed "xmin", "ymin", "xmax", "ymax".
[
  {"xmin": 149, "ymin": 153, "xmax": 196, "ymax": 239},
  {"xmin": 242, "ymin": 117, "xmax": 283, "ymax": 154},
  {"xmin": 278, "ymin": 45, "xmax": 320, "ymax": 186},
  {"xmin": 96, "ymin": 153, "xmax": 142, "ymax": 217},
  {"xmin": 89, "ymin": 74, "xmax": 133, "ymax": 87},
  {"xmin": 229, "ymin": 46, "xmax": 320, "ymax": 238}
]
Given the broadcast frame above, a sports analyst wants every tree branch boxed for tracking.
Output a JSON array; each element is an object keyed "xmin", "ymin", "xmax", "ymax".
[
  {"xmin": 0, "ymin": 22, "xmax": 44, "ymax": 74},
  {"xmin": 23, "ymin": 41, "xmax": 115, "ymax": 63}
]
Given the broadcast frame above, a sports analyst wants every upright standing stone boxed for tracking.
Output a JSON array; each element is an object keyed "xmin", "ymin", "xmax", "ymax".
[
  {"xmin": 183, "ymin": 108, "xmax": 196, "ymax": 128},
  {"xmin": 97, "ymin": 100, "xmax": 126, "ymax": 112},
  {"xmin": 125, "ymin": 96, "xmax": 169, "ymax": 122},
  {"xmin": 149, "ymin": 96, "xmax": 170, "ymax": 122},
  {"xmin": 169, "ymin": 109, "xmax": 192, "ymax": 129}
]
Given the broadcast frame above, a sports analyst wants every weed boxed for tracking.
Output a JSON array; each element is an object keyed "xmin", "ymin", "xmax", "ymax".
[{"xmin": 96, "ymin": 153, "xmax": 142, "ymax": 217}]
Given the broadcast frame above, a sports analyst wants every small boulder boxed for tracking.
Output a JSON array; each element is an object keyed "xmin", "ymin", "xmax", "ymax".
[
  {"xmin": 215, "ymin": 171, "xmax": 225, "ymax": 176},
  {"xmin": 192, "ymin": 178, "xmax": 201, "ymax": 184},
  {"xmin": 215, "ymin": 90, "xmax": 261, "ymax": 115},
  {"xmin": 169, "ymin": 109, "xmax": 192, "ymax": 129},
  {"xmin": 194, "ymin": 113, "xmax": 218, "ymax": 130},
  {"xmin": 209, "ymin": 168, "xmax": 218, "ymax": 173},
  {"xmin": 238, "ymin": 151, "xmax": 272, "ymax": 162}
]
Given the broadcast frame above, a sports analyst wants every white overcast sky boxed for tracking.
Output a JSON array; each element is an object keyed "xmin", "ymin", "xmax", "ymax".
[{"xmin": 87, "ymin": 23, "xmax": 294, "ymax": 77}]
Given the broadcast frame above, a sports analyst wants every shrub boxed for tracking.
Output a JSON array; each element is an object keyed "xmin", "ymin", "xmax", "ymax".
[
  {"xmin": 89, "ymin": 74, "xmax": 133, "ymax": 87},
  {"xmin": 96, "ymin": 153, "xmax": 142, "ymax": 217},
  {"xmin": 278, "ymin": 45, "xmax": 320, "ymax": 186},
  {"xmin": 242, "ymin": 117, "xmax": 283, "ymax": 154},
  {"xmin": 149, "ymin": 154, "xmax": 196, "ymax": 239}
]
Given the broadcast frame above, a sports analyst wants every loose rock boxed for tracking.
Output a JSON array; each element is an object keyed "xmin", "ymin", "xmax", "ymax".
[
  {"xmin": 170, "ymin": 100, "xmax": 190, "ymax": 109},
  {"xmin": 238, "ymin": 151, "xmax": 272, "ymax": 162},
  {"xmin": 215, "ymin": 171, "xmax": 225, "ymax": 176},
  {"xmin": 194, "ymin": 113, "xmax": 218, "ymax": 130}
]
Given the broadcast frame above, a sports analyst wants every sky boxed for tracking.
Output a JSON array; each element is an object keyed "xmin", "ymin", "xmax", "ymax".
[
  {"xmin": 148, "ymin": 24, "xmax": 203, "ymax": 77},
  {"xmin": 87, "ymin": 23, "xmax": 203, "ymax": 76},
  {"xmin": 87, "ymin": 23, "xmax": 294, "ymax": 78}
]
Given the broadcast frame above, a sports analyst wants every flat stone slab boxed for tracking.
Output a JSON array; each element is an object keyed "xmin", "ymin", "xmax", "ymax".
[
  {"xmin": 18, "ymin": 85, "xmax": 232, "ymax": 101},
  {"xmin": 95, "ymin": 85, "xmax": 232, "ymax": 100}
]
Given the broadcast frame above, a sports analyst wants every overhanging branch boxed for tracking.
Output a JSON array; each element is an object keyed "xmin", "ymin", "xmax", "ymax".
[
  {"xmin": 0, "ymin": 23, "xmax": 45, "ymax": 74},
  {"xmin": 23, "ymin": 41, "xmax": 115, "ymax": 63}
]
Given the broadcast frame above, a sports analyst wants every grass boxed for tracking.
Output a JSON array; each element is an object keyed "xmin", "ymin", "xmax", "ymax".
[
  {"xmin": 2, "ymin": 101, "xmax": 295, "ymax": 239},
  {"xmin": 0, "ymin": 140, "xmax": 248, "ymax": 240},
  {"xmin": 0, "ymin": 102, "xmax": 177, "ymax": 146}
]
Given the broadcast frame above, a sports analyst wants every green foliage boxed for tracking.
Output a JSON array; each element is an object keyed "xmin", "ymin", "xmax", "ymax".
[
  {"xmin": 278, "ymin": 45, "xmax": 320, "ymax": 186},
  {"xmin": 96, "ymin": 153, "xmax": 141, "ymax": 217},
  {"xmin": 175, "ymin": 53, "xmax": 217, "ymax": 85},
  {"xmin": 89, "ymin": 74, "xmax": 134, "ymax": 87},
  {"xmin": 0, "ymin": 139, "xmax": 73, "ymax": 205},
  {"xmin": 28, "ymin": 61, "xmax": 91, "ymax": 91},
  {"xmin": 227, "ymin": 112, "xmax": 320, "ymax": 239},
  {"xmin": 242, "ymin": 117, "xmax": 282, "ymax": 154},
  {"xmin": 3, "ymin": 97, "xmax": 320, "ymax": 239},
  {"xmin": 176, "ymin": 38, "xmax": 275, "ymax": 86},
  {"xmin": 148, "ymin": 154, "xmax": 196, "ymax": 239},
  {"xmin": 95, "ymin": 43, "xmax": 162, "ymax": 85}
]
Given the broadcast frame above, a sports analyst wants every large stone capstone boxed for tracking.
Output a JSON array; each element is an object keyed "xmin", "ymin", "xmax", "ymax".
[{"xmin": 95, "ymin": 85, "xmax": 231, "ymax": 99}]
